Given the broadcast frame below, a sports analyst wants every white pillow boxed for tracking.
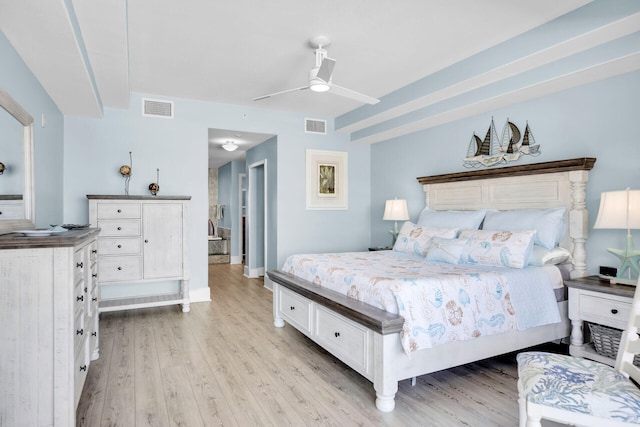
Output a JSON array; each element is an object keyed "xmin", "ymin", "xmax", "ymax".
[
  {"xmin": 417, "ymin": 208, "xmax": 486, "ymax": 230},
  {"xmin": 425, "ymin": 237, "xmax": 470, "ymax": 264},
  {"xmin": 528, "ymin": 245, "xmax": 572, "ymax": 266},
  {"xmin": 459, "ymin": 229, "xmax": 536, "ymax": 269},
  {"xmin": 482, "ymin": 208, "xmax": 566, "ymax": 250},
  {"xmin": 393, "ymin": 222, "xmax": 459, "ymax": 257}
]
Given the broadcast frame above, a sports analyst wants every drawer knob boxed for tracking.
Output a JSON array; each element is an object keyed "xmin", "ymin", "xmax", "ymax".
[
  {"xmin": 84, "ymin": 286, "xmax": 88, "ymax": 293},
  {"xmin": 79, "ymin": 365, "xmax": 87, "ymax": 372},
  {"xmin": 117, "ymin": 209, "xmax": 121, "ymax": 213},
  {"xmin": 612, "ymin": 309, "xmax": 619, "ymax": 314},
  {"xmin": 76, "ymin": 262, "xmax": 83, "ymax": 269},
  {"xmin": 117, "ymin": 227, "xmax": 122, "ymax": 231},
  {"xmin": 117, "ymin": 266, "xmax": 122, "ymax": 271},
  {"xmin": 92, "ymin": 273, "xmax": 98, "ymax": 278},
  {"xmin": 92, "ymin": 297, "xmax": 98, "ymax": 302},
  {"xmin": 91, "ymin": 249, "xmax": 97, "ymax": 254},
  {"xmin": 77, "ymin": 295, "xmax": 84, "ymax": 302},
  {"xmin": 76, "ymin": 329, "xmax": 84, "ymax": 336},
  {"xmin": 145, "ymin": 239, "xmax": 149, "ymax": 243},
  {"xmin": 92, "ymin": 332, "xmax": 97, "ymax": 337},
  {"xmin": 334, "ymin": 332, "xmax": 340, "ymax": 338},
  {"xmin": 290, "ymin": 306, "xmax": 295, "ymax": 311},
  {"xmin": 117, "ymin": 244, "xmax": 122, "ymax": 248}
]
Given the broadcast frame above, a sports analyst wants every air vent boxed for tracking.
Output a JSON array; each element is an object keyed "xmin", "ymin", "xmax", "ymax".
[
  {"xmin": 305, "ymin": 118, "xmax": 327, "ymax": 134},
  {"xmin": 142, "ymin": 98, "xmax": 174, "ymax": 118}
]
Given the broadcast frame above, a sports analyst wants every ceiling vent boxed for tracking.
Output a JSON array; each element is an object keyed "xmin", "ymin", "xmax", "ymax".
[
  {"xmin": 305, "ymin": 118, "xmax": 327, "ymax": 135},
  {"xmin": 142, "ymin": 98, "xmax": 174, "ymax": 119}
]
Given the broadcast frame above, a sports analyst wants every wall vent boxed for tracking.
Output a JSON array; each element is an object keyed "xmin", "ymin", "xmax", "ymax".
[
  {"xmin": 142, "ymin": 98, "xmax": 174, "ymax": 118},
  {"xmin": 305, "ymin": 118, "xmax": 327, "ymax": 134}
]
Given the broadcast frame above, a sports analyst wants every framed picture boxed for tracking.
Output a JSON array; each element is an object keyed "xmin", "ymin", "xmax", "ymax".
[{"xmin": 306, "ymin": 149, "xmax": 348, "ymax": 210}]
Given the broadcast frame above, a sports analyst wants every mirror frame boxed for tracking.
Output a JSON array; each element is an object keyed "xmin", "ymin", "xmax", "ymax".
[{"xmin": 0, "ymin": 87, "xmax": 35, "ymax": 234}]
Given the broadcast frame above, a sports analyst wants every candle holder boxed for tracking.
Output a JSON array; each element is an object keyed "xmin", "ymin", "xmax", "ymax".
[{"xmin": 120, "ymin": 152, "xmax": 132, "ymax": 195}]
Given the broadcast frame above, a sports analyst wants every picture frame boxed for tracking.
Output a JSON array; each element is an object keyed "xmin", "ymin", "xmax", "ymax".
[{"xmin": 306, "ymin": 149, "xmax": 348, "ymax": 210}]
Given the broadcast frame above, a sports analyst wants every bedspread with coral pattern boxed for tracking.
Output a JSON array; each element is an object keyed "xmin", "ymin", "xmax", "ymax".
[{"xmin": 282, "ymin": 251, "xmax": 546, "ymax": 354}]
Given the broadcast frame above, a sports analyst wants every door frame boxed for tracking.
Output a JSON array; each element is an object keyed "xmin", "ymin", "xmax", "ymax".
[{"xmin": 244, "ymin": 159, "xmax": 267, "ymax": 278}]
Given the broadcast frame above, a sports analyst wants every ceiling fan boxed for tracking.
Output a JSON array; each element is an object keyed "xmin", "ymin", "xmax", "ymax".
[{"xmin": 253, "ymin": 36, "xmax": 380, "ymax": 105}]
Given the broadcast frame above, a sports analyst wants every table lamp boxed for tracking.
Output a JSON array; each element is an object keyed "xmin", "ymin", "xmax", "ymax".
[
  {"xmin": 593, "ymin": 189, "xmax": 640, "ymax": 285},
  {"xmin": 383, "ymin": 198, "xmax": 409, "ymax": 246}
]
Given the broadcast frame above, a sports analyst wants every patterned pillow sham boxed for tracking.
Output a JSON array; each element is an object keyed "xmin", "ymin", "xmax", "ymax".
[
  {"xmin": 458, "ymin": 229, "xmax": 536, "ymax": 269},
  {"xmin": 425, "ymin": 237, "xmax": 470, "ymax": 264},
  {"xmin": 482, "ymin": 208, "xmax": 566, "ymax": 250},
  {"xmin": 393, "ymin": 222, "xmax": 459, "ymax": 257}
]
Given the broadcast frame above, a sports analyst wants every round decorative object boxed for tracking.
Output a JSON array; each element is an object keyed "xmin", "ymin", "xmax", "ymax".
[
  {"xmin": 120, "ymin": 165, "xmax": 131, "ymax": 176},
  {"xmin": 0, "ymin": 162, "xmax": 4, "ymax": 175},
  {"xmin": 148, "ymin": 182, "xmax": 159, "ymax": 196}
]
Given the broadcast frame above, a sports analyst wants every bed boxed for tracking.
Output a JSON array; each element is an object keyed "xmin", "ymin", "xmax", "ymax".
[{"xmin": 267, "ymin": 157, "xmax": 596, "ymax": 412}]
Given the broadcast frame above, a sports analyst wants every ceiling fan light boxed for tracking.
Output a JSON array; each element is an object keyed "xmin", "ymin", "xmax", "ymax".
[
  {"xmin": 222, "ymin": 141, "xmax": 238, "ymax": 151},
  {"xmin": 310, "ymin": 80, "xmax": 330, "ymax": 92}
]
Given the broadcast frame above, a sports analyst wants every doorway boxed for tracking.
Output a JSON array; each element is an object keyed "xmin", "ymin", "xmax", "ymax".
[{"xmin": 244, "ymin": 160, "xmax": 267, "ymax": 278}]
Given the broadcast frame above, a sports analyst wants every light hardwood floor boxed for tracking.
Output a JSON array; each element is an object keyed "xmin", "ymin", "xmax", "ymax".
[{"xmin": 77, "ymin": 263, "xmax": 567, "ymax": 426}]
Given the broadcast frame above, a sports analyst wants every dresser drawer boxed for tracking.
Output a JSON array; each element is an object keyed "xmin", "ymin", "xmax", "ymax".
[
  {"xmin": 579, "ymin": 293, "xmax": 631, "ymax": 328},
  {"xmin": 0, "ymin": 201, "xmax": 24, "ymax": 219},
  {"xmin": 97, "ymin": 203, "xmax": 141, "ymax": 219},
  {"xmin": 314, "ymin": 306, "xmax": 371, "ymax": 374},
  {"xmin": 74, "ymin": 309, "xmax": 86, "ymax": 357},
  {"xmin": 98, "ymin": 219, "xmax": 141, "ymax": 237},
  {"xmin": 98, "ymin": 237, "xmax": 141, "ymax": 255},
  {"xmin": 89, "ymin": 240, "xmax": 98, "ymax": 263},
  {"xmin": 99, "ymin": 256, "xmax": 143, "ymax": 282},
  {"xmin": 278, "ymin": 287, "xmax": 312, "ymax": 334},
  {"xmin": 74, "ymin": 247, "xmax": 87, "ymax": 283},
  {"xmin": 74, "ymin": 347, "xmax": 89, "ymax": 409}
]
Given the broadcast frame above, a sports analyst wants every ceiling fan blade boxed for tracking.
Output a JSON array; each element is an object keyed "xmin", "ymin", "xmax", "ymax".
[
  {"xmin": 316, "ymin": 57, "xmax": 336, "ymax": 83},
  {"xmin": 330, "ymin": 84, "xmax": 380, "ymax": 105},
  {"xmin": 253, "ymin": 86, "xmax": 309, "ymax": 101}
]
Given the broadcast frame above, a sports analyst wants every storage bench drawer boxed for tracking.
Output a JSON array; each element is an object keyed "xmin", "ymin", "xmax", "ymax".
[
  {"xmin": 314, "ymin": 305, "xmax": 371, "ymax": 374},
  {"xmin": 278, "ymin": 287, "xmax": 312, "ymax": 334}
]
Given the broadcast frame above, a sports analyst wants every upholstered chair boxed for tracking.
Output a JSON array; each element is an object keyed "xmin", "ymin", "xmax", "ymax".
[{"xmin": 517, "ymin": 277, "xmax": 640, "ymax": 427}]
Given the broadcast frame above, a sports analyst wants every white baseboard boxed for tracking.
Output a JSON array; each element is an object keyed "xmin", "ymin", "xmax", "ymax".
[
  {"xmin": 243, "ymin": 266, "xmax": 264, "ymax": 278},
  {"xmin": 189, "ymin": 286, "xmax": 211, "ymax": 303},
  {"xmin": 263, "ymin": 274, "xmax": 274, "ymax": 292},
  {"xmin": 230, "ymin": 255, "xmax": 242, "ymax": 265}
]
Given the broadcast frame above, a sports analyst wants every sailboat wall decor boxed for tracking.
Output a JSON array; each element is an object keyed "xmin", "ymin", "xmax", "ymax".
[{"xmin": 463, "ymin": 118, "xmax": 540, "ymax": 168}]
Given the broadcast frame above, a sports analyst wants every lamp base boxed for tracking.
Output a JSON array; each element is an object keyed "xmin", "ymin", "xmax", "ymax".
[{"xmin": 606, "ymin": 233, "xmax": 640, "ymax": 284}]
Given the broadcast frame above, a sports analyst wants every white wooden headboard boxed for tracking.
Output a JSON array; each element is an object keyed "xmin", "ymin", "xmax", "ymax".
[{"xmin": 417, "ymin": 158, "xmax": 596, "ymax": 278}]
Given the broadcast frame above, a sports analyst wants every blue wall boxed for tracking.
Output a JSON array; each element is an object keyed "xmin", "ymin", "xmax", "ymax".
[
  {"xmin": 0, "ymin": 32, "xmax": 64, "ymax": 227},
  {"xmin": 63, "ymin": 92, "xmax": 371, "ymax": 298},
  {"xmin": 370, "ymin": 70, "xmax": 640, "ymax": 275}
]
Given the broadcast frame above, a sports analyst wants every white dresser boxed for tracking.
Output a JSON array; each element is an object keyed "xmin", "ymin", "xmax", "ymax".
[
  {"xmin": 0, "ymin": 228, "xmax": 100, "ymax": 426},
  {"xmin": 0, "ymin": 196, "xmax": 24, "ymax": 220},
  {"xmin": 87, "ymin": 195, "xmax": 191, "ymax": 312}
]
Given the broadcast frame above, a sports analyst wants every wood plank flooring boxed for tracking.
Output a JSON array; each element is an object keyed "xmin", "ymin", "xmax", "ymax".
[{"xmin": 77, "ymin": 263, "xmax": 566, "ymax": 426}]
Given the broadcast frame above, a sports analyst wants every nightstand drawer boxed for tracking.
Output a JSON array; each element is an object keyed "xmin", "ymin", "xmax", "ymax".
[{"xmin": 579, "ymin": 294, "xmax": 631, "ymax": 326}]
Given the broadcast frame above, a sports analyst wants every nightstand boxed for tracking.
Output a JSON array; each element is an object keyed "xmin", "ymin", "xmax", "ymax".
[
  {"xmin": 368, "ymin": 247, "xmax": 392, "ymax": 251},
  {"xmin": 565, "ymin": 275, "xmax": 635, "ymax": 366}
]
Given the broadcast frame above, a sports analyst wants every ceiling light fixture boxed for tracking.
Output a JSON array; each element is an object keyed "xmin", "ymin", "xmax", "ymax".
[
  {"xmin": 309, "ymin": 78, "xmax": 330, "ymax": 93},
  {"xmin": 222, "ymin": 141, "xmax": 238, "ymax": 152}
]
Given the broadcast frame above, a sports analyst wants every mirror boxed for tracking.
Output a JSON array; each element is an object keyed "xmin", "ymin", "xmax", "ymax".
[{"xmin": 0, "ymin": 86, "xmax": 34, "ymax": 234}]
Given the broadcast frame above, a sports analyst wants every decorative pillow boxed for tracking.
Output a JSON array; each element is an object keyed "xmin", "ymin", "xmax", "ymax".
[
  {"xmin": 528, "ymin": 245, "xmax": 572, "ymax": 266},
  {"xmin": 482, "ymin": 208, "xmax": 566, "ymax": 250},
  {"xmin": 425, "ymin": 237, "xmax": 470, "ymax": 264},
  {"xmin": 393, "ymin": 222, "xmax": 459, "ymax": 257},
  {"xmin": 459, "ymin": 229, "xmax": 536, "ymax": 269},
  {"xmin": 417, "ymin": 208, "xmax": 486, "ymax": 230}
]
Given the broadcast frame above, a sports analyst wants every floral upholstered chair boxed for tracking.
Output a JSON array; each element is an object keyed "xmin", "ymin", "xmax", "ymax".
[{"xmin": 517, "ymin": 278, "xmax": 640, "ymax": 427}]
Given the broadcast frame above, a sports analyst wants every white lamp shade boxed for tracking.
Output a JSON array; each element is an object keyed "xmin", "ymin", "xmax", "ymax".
[
  {"xmin": 594, "ymin": 189, "xmax": 640, "ymax": 230},
  {"xmin": 383, "ymin": 199, "xmax": 409, "ymax": 221},
  {"xmin": 222, "ymin": 141, "xmax": 238, "ymax": 152}
]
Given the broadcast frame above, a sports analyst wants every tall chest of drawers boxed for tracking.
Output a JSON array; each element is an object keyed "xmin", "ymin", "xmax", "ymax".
[
  {"xmin": 0, "ymin": 229, "xmax": 100, "ymax": 426},
  {"xmin": 87, "ymin": 195, "xmax": 191, "ymax": 312}
]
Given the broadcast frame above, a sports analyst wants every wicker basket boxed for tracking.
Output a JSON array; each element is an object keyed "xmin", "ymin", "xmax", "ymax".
[{"xmin": 588, "ymin": 322, "xmax": 640, "ymax": 365}]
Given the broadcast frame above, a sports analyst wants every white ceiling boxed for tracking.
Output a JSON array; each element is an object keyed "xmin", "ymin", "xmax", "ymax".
[
  {"xmin": 10, "ymin": 1, "xmax": 636, "ymax": 168},
  {"xmin": 0, "ymin": 0, "xmax": 590, "ymax": 119}
]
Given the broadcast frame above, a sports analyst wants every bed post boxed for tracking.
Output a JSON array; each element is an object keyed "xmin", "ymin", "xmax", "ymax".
[
  {"xmin": 373, "ymin": 333, "xmax": 399, "ymax": 412},
  {"xmin": 568, "ymin": 170, "xmax": 589, "ymax": 278}
]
